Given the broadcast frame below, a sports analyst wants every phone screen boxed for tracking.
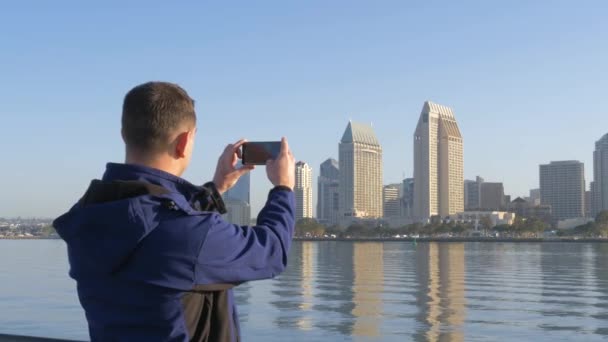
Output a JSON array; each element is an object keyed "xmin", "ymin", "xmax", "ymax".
[{"xmin": 241, "ymin": 141, "xmax": 281, "ymax": 165}]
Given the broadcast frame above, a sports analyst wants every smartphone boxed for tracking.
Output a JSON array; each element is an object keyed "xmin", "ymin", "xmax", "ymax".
[{"xmin": 241, "ymin": 141, "xmax": 281, "ymax": 165}]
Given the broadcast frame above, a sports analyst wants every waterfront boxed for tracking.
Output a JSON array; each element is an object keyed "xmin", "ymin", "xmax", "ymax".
[{"xmin": 1, "ymin": 240, "xmax": 608, "ymax": 341}]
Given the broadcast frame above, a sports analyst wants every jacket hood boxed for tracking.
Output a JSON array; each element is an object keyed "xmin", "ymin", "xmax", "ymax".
[{"xmin": 53, "ymin": 180, "xmax": 171, "ymax": 277}]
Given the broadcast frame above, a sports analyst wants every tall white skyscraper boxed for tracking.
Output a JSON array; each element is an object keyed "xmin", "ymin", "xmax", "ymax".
[
  {"xmin": 339, "ymin": 121, "xmax": 383, "ymax": 223},
  {"xmin": 413, "ymin": 101, "xmax": 464, "ymax": 221},
  {"xmin": 593, "ymin": 133, "xmax": 608, "ymax": 216},
  {"xmin": 317, "ymin": 158, "xmax": 340, "ymax": 226},
  {"xmin": 295, "ymin": 161, "xmax": 313, "ymax": 220}
]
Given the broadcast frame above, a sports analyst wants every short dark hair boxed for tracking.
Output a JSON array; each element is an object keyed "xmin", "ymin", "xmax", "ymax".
[{"xmin": 122, "ymin": 82, "xmax": 196, "ymax": 153}]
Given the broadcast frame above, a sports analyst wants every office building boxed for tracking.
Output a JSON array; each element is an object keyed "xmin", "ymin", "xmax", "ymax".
[
  {"xmin": 223, "ymin": 167, "xmax": 251, "ymax": 225},
  {"xmin": 401, "ymin": 178, "xmax": 415, "ymax": 218},
  {"xmin": 339, "ymin": 121, "xmax": 383, "ymax": 223},
  {"xmin": 224, "ymin": 166, "xmax": 250, "ymax": 203},
  {"xmin": 593, "ymin": 133, "xmax": 608, "ymax": 216},
  {"xmin": 383, "ymin": 184, "xmax": 401, "ymax": 219},
  {"xmin": 224, "ymin": 199, "xmax": 251, "ymax": 226},
  {"xmin": 540, "ymin": 161, "xmax": 585, "ymax": 221},
  {"xmin": 529, "ymin": 188, "xmax": 541, "ymax": 206},
  {"xmin": 464, "ymin": 176, "xmax": 484, "ymax": 210},
  {"xmin": 585, "ymin": 190, "xmax": 593, "ymax": 218},
  {"xmin": 317, "ymin": 158, "xmax": 340, "ymax": 226},
  {"xmin": 413, "ymin": 101, "xmax": 464, "ymax": 221},
  {"xmin": 295, "ymin": 161, "xmax": 313, "ymax": 220},
  {"xmin": 480, "ymin": 182, "xmax": 505, "ymax": 211}
]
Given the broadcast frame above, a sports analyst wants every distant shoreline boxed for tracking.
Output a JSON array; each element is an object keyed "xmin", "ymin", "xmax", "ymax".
[
  {"xmin": 0, "ymin": 236, "xmax": 60, "ymax": 240},
  {"xmin": 294, "ymin": 237, "xmax": 608, "ymax": 243}
]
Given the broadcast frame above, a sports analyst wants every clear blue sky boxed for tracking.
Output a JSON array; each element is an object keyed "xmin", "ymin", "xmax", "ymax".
[{"xmin": 1, "ymin": 0, "xmax": 607, "ymax": 218}]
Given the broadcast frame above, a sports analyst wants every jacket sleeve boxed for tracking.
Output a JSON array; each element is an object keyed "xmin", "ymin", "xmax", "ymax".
[{"xmin": 194, "ymin": 187, "xmax": 296, "ymax": 285}]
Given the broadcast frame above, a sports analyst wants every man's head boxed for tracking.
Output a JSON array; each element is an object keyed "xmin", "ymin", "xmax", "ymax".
[{"xmin": 122, "ymin": 82, "xmax": 197, "ymax": 175}]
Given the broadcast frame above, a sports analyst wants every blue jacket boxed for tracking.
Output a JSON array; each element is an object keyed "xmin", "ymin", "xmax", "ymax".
[{"xmin": 53, "ymin": 163, "xmax": 296, "ymax": 341}]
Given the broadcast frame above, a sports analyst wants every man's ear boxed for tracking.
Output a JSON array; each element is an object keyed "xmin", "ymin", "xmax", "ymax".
[{"xmin": 175, "ymin": 131, "xmax": 190, "ymax": 158}]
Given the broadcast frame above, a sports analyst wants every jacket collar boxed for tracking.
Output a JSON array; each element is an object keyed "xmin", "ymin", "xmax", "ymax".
[{"xmin": 102, "ymin": 163, "xmax": 201, "ymax": 200}]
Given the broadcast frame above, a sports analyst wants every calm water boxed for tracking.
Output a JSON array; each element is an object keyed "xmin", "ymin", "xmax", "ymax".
[{"xmin": 1, "ymin": 240, "xmax": 608, "ymax": 341}]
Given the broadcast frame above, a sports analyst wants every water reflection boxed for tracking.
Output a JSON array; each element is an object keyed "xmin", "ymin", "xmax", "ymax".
[
  {"xmin": 593, "ymin": 244, "xmax": 608, "ymax": 335},
  {"xmin": 312, "ymin": 241, "xmax": 355, "ymax": 336},
  {"xmin": 414, "ymin": 243, "xmax": 466, "ymax": 342},
  {"xmin": 296, "ymin": 241, "xmax": 316, "ymax": 330},
  {"xmin": 352, "ymin": 243, "xmax": 384, "ymax": 337},
  {"xmin": 5, "ymin": 241, "xmax": 608, "ymax": 340},
  {"xmin": 537, "ymin": 243, "xmax": 604, "ymax": 338}
]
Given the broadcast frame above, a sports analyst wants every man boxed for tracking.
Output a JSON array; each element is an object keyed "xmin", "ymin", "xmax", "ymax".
[{"xmin": 53, "ymin": 81, "xmax": 296, "ymax": 341}]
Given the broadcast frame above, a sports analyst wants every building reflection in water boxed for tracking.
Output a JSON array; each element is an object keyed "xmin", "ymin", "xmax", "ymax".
[
  {"xmin": 233, "ymin": 282, "xmax": 252, "ymax": 324},
  {"xmin": 414, "ymin": 242, "xmax": 466, "ymax": 342},
  {"xmin": 351, "ymin": 242, "xmax": 384, "ymax": 337},
  {"xmin": 594, "ymin": 244, "xmax": 608, "ymax": 335},
  {"xmin": 270, "ymin": 241, "xmax": 321, "ymax": 332},
  {"xmin": 312, "ymin": 241, "xmax": 355, "ymax": 336},
  {"xmin": 296, "ymin": 241, "xmax": 316, "ymax": 330}
]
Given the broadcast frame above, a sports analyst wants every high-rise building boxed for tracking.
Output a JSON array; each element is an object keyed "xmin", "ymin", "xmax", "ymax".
[
  {"xmin": 540, "ymin": 161, "xmax": 585, "ymax": 221},
  {"xmin": 317, "ymin": 158, "xmax": 340, "ymax": 226},
  {"xmin": 223, "ymin": 168, "xmax": 251, "ymax": 225},
  {"xmin": 529, "ymin": 188, "xmax": 541, "ymax": 206},
  {"xmin": 339, "ymin": 121, "xmax": 383, "ymax": 223},
  {"xmin": 593, "ymin": 133, "xmax": 608, "ymax": 216},
  {"xmin": 480, "ymin": 182, "xmax": 505, "ymax": 211},
  {"xmin": 585, "ymin": 190, "xmax": 593, "ymax": 218},
  {"xmin": 224, "ymin": 169, "xmax": 250, "ymax": 203},
  {"xmin": 295, "ymin": 161, "xmax": 313, "ymax": 220},
  {"xmin": 464, "ymin": 176, "xmax": 484, "ymax": 210},
  {"xmin": 383, "ymin": 184, "xmax": 401, "ymax": 219},
  {"xmin": 413, "ymin": 101, "xmax": 464, "ymax": 221},
  {"xmin": 401, "ymin": 178, "xmax": 415, "ymax": 218},
  {"xmin": 224, "ymin": 199, "xmax": 251, "ymax": 226}
]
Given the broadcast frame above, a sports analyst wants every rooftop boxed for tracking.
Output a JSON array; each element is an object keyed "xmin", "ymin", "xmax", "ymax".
[{"xmin": 340, "ymin": 121, "xmax": 381, "ymax": 146}]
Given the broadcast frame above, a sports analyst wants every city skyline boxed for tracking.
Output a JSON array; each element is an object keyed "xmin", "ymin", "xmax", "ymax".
[
  {"xmin": 1, "ymin": 1, "xmax": 607, "ymax": 218},
  {"xmin": 6, "ymin": 125, "xmax": 608, "ymax": 221}
]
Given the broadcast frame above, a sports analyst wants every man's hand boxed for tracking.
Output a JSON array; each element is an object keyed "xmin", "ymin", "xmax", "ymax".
[
  {"xmin": 266, "ymin": 137, "xmax": 295, "ymax": 190},
  {"xmin": 212, "ymin": 139, "xmax": 255, "ymax": 194}
]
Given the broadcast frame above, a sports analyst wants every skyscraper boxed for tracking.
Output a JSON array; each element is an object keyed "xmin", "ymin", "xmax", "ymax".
[
  {"xmin": 529, "ymin": 188, "xmax": 541, "ymax": 206},
  {"xmin": 540, "ymin": 161, "xmax": 585, "ymax": 221},
  {"xmin": 223, "ymin": 168, "xmax": 251, "ymax": 225},
  {"xmin": 295, "ymin": 161, "xmax": 313, "ymax": 220},
  {"xmin": 317, "ymin": 158, "xmax": 340, "ymax": 226},
  {"xmin": 464, "ymin": 176, "xmax": 484, "ymax": 210},
  {"xmin": 413, "ymin": 101, "xmax": 464, "ymax": 221},
  {"xmin": 593, "ymin": 133, "xmax": 608, "ymax": 216},
  {"xmin": 401, "ymin": 178, "xmax": 415, "ymax": 218},
  {"xmin": 339, "ymin": 121, "xmax": 383, "ymax": 223},
  {"xmin": 224, "ymin": 199, "xmax": 251, "ymax": 226},
  {"xmin": 224, "ymin": 168, "xmax": 250, "ymax": 203},
  {"xmin": 480, "ymin": 182, "xmax": 505, "ymax": 211},
  {"xmin": 383, "ymin": 184, "xmax": 401, "ymax": 219}
]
